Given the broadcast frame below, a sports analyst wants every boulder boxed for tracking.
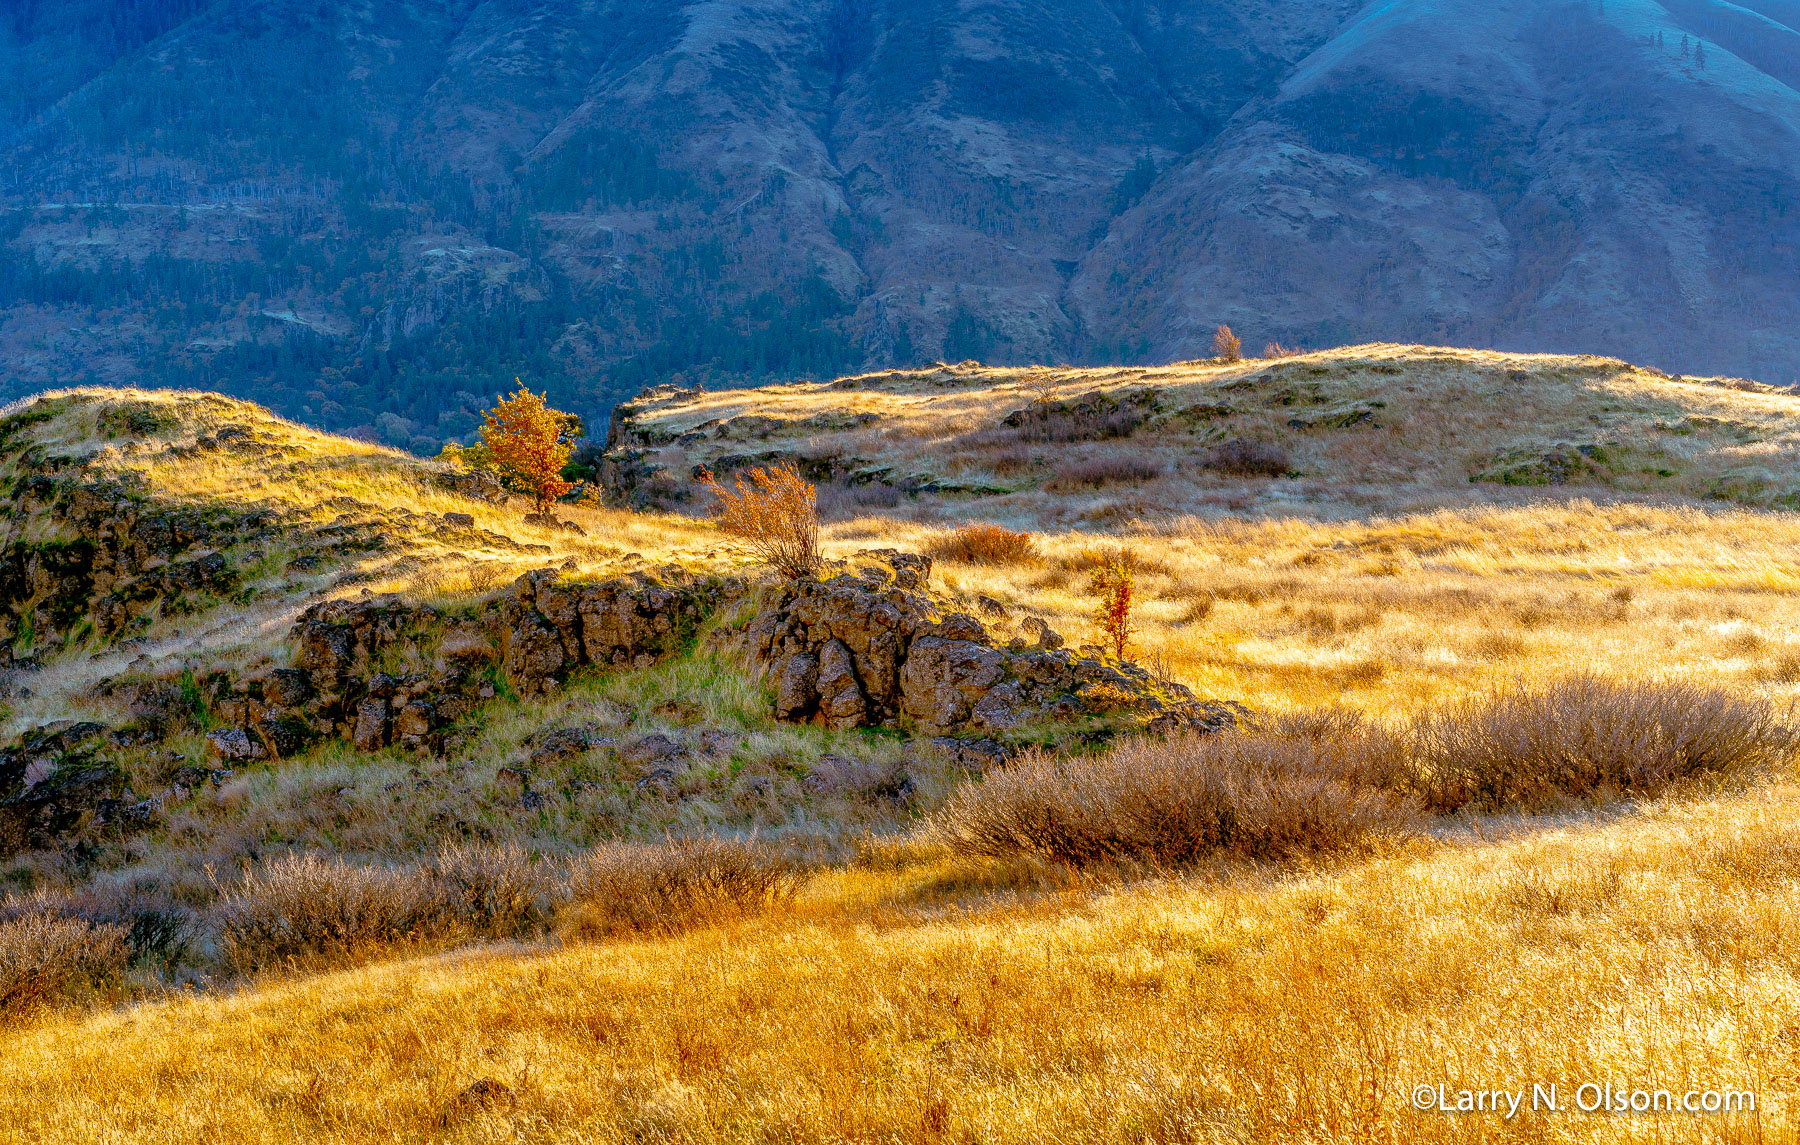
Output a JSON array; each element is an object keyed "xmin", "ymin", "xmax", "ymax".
[
  {"xmin": 353, "ymin": 698, "xmax": 390, "ymax": 752},
  {"xmin": 205, "ymin": 727, "xmax": 267, "ymax": 761},
  {"xmin": 394, "ymin": 701, "xmax": 435, "ymax": 751},
  {"xmin": 0, "ymin": 724, "xmax": 139, "ymax": 857},
  {"xmin": 815, "ymin": 639, "xmax": 868, "ymax": 729}
]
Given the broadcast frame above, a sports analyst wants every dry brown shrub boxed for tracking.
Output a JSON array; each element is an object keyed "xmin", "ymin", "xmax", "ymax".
[
  {"xmin": 1408, "ymin": 676, "xmax": 1792, "ymax": 812},
  {"xmin": 1048, "ymin": 454, "xmax": 1163, "ymax": 489},
  {"xmin": 561, "ymin": 837, "xmax": 806, "ymax": 939},
  {"xmin": 1013, "ymin": 405, "xmax": 1142, "ymax": 443},
  {"xmin": 1200, "ymin": 439, "xmax": 1291, "ymax": 477},
  {"xmin": 1180, "ymin": 593, "xmax": 1216, "ymax": 624},
  {"xmin": 939, "ymin": 731, "xmax": 1413, "ymax": 867},
  {"xmin": 941, "ymin": 678, "xmax": 1791, "ymax": 867},
  {"xmin": 1213, "ymin": 325, "xmax": 1243, "ymax": 363},
  {"xmin": 0, "ymin": 909, "xmax": 129, "ymax": 1019},
  {"xmin": 1262, "ymin": 341, "xmax": 1302, "ymax": 359},
  {"xmin": 927, "ymin": 523, "xmax": 1040, "ymax": 566},
  {"xmin": 215, "ymin": 853, "xmax": 445, "ymax": 973},
  {"xmin": 701, "ymin": 463, "xmax": 821, "ymax": 579},
  {"xmin": 432, "ymin": 842, "xmax": 555, "ymax": 939}
]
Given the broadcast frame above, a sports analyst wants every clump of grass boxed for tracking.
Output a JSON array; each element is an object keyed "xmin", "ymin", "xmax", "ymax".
[
  {"xmin": 0, "ymin": 908, "xmax": 129, "ymax": 1019},
  {"xmin": 939, "ymin": 732, "xmax": 1412, "ymax": 866},
  {"xmin": 1407, "ymin": 676, "xmax": 1792, "ymax": 812},
  {"xmin": 927, "ymin": 522, "xmax": 1040, "ymax": 565},
  {"xmin": 1200, "ymin": 439, "xmax": 1291, "ymax": 477},
  {"xmin": 1049, "ymin": 454, "xmax": 1163, "ymax": 489},
  {"xmin": 560, "ymin": 837, "xmax": 806, "ymax": 939}
]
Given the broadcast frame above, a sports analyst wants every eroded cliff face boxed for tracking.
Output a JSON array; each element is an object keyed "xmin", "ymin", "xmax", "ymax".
[{"xmin": 13, "ymin": 0, "xmax": 1794, "ymax": 445}]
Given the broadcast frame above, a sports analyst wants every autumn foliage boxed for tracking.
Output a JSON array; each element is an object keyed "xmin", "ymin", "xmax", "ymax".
[
  {"xmin": 927, "ymin": 522, "xmax": 1040, "ymax": 565},
  {"xmin": 1213, "ymin": 324, "xmax": 1243, "ymax": 363},
  {"xmin": 700, "ymin": 462, "xmax": 821, "ymax": 579},
  {"xmin": 1089, "ymin": 552, "xmax": 1137, "ymax": 659},
  {"xmin": 479, "ymin": 383, "xmax": 580, "ymax": 512}
]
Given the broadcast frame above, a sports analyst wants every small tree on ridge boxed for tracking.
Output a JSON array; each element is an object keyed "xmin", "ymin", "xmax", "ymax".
[
  {"xmin": 1213, "ymin": 325, "xmax": 1243, "ymax": 363},
  {"xmin": 1090, "ymin": 552, "xmax": 1137, "ymax": 659},
  {"xmin": 479, "ymin": 382, "xmax": 580, "ymax": 514}
]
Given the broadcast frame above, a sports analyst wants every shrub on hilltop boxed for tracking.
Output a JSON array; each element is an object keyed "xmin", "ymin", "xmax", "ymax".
[{"xmin": 701, "ymin": 462, "xmax": 821, "ymax": 579}]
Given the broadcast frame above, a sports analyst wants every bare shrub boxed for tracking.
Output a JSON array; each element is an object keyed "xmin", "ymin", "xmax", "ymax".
[
  {"xmin": 1408, "ymin": 676, "xmax": 1792, "ymax": 812},
  {"xmin": 1200, "ymin": 439, "xmax": 1291, "ymax": 477},
  {"xmin": 700, "ymin": 462, "xmax": 821, "ymax": 579},
  {"xmin": 927, "ymin": 523, "xmax": 1040, "ymax": 566},
  {"xmin": 1021, "ymin": 372, "xmax": 1061, "ymax": 405},
  {"xmin": 1049, "ymin": 454, "xmax": 1163, "ymax": 489},
  {"xmin": 215, "ymin": 853, "xmax": 444, "ymax": 973},
  {"xmin": 0, "ymin": 881, "xmax": 196, "ymax": 968},
  {"xmin": 0, "ymin": 909, "xmax": 129, "ymax": 1018},
  {"xmin": 940, "ymin": 732, "xmax": 1412, "ymax": 867},
  {"xmin": 561, "ymin": 837, "xmax": 805, "ymax": 939},
  {"xmin": 431, "ymin": 842, "xmax": 555, "ymax": 939},
  {"xmin": 1262, "ymin": 341, "xmax": 1302, "ymax": 359},
  {"xmin": 1213, "ymin": 325, "xmax": 1242, "ymax": 363}
]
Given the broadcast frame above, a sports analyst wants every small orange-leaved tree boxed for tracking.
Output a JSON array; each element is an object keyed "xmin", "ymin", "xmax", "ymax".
[
  {"xmin": 1089, "ymin": 551, "xmax": 1137, "ymax": 659},
  {"xmin": 1212, "ymin": 324, "xmax": 1242, "ymax": 363},
  {"xmin": 700, "ymin": 462, "xmax": 821, "ymax": 579},
  {"xmin": 479, "ymin": 382, "xmax": 580, "ymax": 513}
]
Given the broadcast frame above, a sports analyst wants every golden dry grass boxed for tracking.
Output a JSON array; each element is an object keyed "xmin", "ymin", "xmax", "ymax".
[
  {"xmin": 2, "ymin": 784, "xmax": 1796, "ymax": 1142},
  {"xmin": 6, "ymin": 357, "xmax": 1800, "ymax": 1142},
  {"xmin": 865, "ymin": 501, "xmax": 1800, "ymax": 718}
]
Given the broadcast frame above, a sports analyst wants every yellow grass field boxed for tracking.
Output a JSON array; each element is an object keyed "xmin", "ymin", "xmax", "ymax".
[
  {"xmin": 4, "ymin": 349, "xmax": 1800, "ymax": 1142},
  {"xmin": 3, "ymin": 785, "xmax": 1794, "ymax": 1143}
]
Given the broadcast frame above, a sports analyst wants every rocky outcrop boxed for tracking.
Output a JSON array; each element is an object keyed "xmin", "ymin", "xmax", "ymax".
[
  {"xmin": 433, "ymin": 467, "xmax": 508, "ymax": 504},
  {"xmin": 500, "ymin": 568, "xmax": 743, "ymax": 696},
  {"xmin": 0, "ymin": 722, "xmax": 142, "ymax": 858},
  {"xmin": 196, "ymin": 567, "xmax": 746, "ymax": 757},
  {"xmin": 745, "ymin": 552, "xmax": 1241, "ymax": 737},
  {"xmin": 0, "ymin": 472, "xmax": 272, "ymax": 657}
]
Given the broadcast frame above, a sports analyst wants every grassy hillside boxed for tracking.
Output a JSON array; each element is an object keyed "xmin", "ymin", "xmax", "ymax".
[
  {"xmin": 4, "ymin": 783, "xmax": 1795, "ymax": 1142},
  {"xmin": 2, "ymin": 347, "xmax": 1799, "ymax": 1141}
]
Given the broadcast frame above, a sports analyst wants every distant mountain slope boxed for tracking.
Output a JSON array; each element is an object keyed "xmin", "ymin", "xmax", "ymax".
[
  {"xmin": 1075, "ymin": 0, "xmax": 1800, "ymax": 378},
  {"xmin": 3, "ymin": 0, "xmax": 1800, "ymax": 451}
]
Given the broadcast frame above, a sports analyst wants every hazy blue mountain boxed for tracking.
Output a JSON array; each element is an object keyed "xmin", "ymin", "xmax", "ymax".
[{"xmin": 2, "ymin": 0, "xmax": 1796, "ymax": 451}]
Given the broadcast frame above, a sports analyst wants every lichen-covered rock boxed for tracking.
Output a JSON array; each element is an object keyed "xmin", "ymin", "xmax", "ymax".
[
  {"xmin": 205, "ymin": 727, "xmax": 266, "ymax": 761},
  {"xmin": 0, "ymin": 722, "xmax": 141, "ymax": 857},
  {"xmin": 352, "ymin": 698, "xmax": 390, "ymax": 752},
  {"xmin": 746, "ymin": 552, "xmax": 1233, "ymax": 736}
]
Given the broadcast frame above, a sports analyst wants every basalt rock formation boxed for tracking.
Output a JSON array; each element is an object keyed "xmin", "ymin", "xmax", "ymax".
[
  {"xmin": 745, "ymin": 552, "xmax": 1242, "ymax": 737},
  {"xmin": 0, "ymin": 471, "xmax": 271, "ymax": 660},
  {"xmin": 0, "ymin": 722, "xmax": 142, "ymax": 858},
  {"xmin": 198, "ymin": 567, "xmax": 746, "ymax": 760}
]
